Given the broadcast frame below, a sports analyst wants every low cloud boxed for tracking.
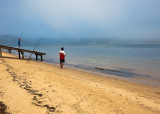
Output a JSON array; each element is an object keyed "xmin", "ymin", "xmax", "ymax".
[{"xmin": 0, "ymin": 0, "xmax": 160, "ymax": 43}]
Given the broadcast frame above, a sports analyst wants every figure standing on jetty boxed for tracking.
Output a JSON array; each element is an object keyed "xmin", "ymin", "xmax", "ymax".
[
  {"xmin": 18, "ymin": 38, "xmax": 21, "ymax": 48},
  {"xmin": 59, "ymin": 47, "xmax": 66, "ymax": 69}
]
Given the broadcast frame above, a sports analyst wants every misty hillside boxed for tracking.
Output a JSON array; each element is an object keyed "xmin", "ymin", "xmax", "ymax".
[
  {"xmin": 0, "ymin": 35, "xmax": 17, "ymax": 46},
  {"xmin": 0, "ymin": 35, "xmax": 111, "ymax": 46},
  {"xmin": 1, "ymin": 35, "xmax": 157, "ymax": 46},
  {"xmin": 0, "ymin": 35, "xmax": 35, "ymax": 46}
]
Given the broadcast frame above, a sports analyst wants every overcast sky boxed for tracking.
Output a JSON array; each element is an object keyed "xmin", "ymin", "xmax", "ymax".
[{"xmin": 0, "ymin": 0, "xmax": 160, "ymax": 43}]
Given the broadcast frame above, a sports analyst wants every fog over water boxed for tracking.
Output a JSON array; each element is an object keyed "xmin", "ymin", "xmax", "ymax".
[{"xmin": 0, "ymin": 0, "xmax": 160, "ymax": 44}]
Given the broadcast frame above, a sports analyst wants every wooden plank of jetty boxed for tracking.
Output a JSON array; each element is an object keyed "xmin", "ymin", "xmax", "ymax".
[{"xmin": 0, "ymin": 45, "xmax": 46, "ymax": 61}]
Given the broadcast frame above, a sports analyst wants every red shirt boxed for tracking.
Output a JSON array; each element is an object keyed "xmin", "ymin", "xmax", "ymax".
[{"xmin": 59, "ymin": 50, "xmax": 65, "ymax": 59}]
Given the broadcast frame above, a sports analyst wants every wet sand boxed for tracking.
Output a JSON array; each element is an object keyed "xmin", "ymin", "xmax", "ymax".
[{"xmin": 0, "ymin": 52, "xmax": 160, "ymax": 114}]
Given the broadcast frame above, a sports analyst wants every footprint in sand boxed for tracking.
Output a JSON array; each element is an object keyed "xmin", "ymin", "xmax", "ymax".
[
  {"xmin": 52, "ymin": 90, "xmax": 56, "ymax": 92},
  {"xmin": 48, "ymin": 85, "xmax": 53, "ymax": 87},
  {"xmin": 23, "ymin": 72, "xmax": 27, "ymax": 74},
  {"xmin": 0, "ymin": 92, "xmax": 4, "ymax": 96}
]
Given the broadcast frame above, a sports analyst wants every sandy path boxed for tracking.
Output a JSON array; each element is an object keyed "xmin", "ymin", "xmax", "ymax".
[{"xmin": 0, "ymin": 52, "xmax": 160, "ymax": 114}]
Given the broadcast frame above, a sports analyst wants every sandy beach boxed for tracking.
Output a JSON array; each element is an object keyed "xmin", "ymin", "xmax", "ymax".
[{"xmin": 0, "ymin": 52, "xmax": 160, "ymax": 114}]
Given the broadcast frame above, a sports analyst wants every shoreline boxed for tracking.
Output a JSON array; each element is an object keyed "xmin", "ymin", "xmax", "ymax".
[
  {"xmin": 3, "ymin": 47, "xmax": 160, "ymax": 87},
  {"xmin": 0, "ymin": 52, "xmax": 160, "ymax": 113},
  {"xmin": 42, "ymin": 60, "xmax": 160, "ymax": 88}
]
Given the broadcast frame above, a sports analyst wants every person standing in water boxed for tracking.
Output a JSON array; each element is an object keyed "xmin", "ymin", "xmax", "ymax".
[
  {"xmin": 59, "ymin": 47, "xmax": 66, "ymax": 69},
  {"xmin": 18, "ymin": 38, "xmax": 21, "ymax": 48}
]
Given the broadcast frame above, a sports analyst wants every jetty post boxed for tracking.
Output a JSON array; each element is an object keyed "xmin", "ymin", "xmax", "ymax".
[
  {"xmin": 35, "ymin": 54, "xmax": 38, "ymax": 61},
  {"xmin": 35, "ymin": 54, "xmax": 43, "ymax": 61},
  {"xmin": 18, "ymin": 51, "xmax": 21, "ymax": 59},
  {"xmin": 41, "ymin": 55, "xmax": 43, "ymax": 61}
]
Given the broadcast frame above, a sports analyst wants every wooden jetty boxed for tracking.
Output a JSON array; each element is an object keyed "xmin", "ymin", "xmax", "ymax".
[{"xmin": 0, "ymin": 45, "xmax": 46, "ymax": 61}]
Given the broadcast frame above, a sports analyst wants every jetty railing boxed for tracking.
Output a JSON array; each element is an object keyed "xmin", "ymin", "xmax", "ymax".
[{"xmin": 0, "ymin": 45, "xmax": 46, "ymax": 61}]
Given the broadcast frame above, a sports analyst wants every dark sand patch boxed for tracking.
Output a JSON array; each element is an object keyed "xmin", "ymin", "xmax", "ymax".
[
  {"xmin": 1, "ymin": 59, "xmax": 56, "ymax": 113},
  {"xmin": 0, "ymin": 101, "xmax": 9, "ymax": 114}
]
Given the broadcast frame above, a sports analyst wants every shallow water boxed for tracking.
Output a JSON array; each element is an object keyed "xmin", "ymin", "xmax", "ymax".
[{"xmin": 10, "ymin": 44, "xmax": 160, "ymax": 82}]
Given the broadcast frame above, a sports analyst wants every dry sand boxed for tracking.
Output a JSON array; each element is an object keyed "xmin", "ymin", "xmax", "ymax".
[{"xmin": 0, "ymin": 52, "xmax": 160, "ymax": 114}]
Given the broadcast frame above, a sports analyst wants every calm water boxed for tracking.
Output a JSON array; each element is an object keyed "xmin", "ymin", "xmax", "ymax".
[{"xmin": 18, "ymin": 44, "xmax": 160, "ymax": 81}]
